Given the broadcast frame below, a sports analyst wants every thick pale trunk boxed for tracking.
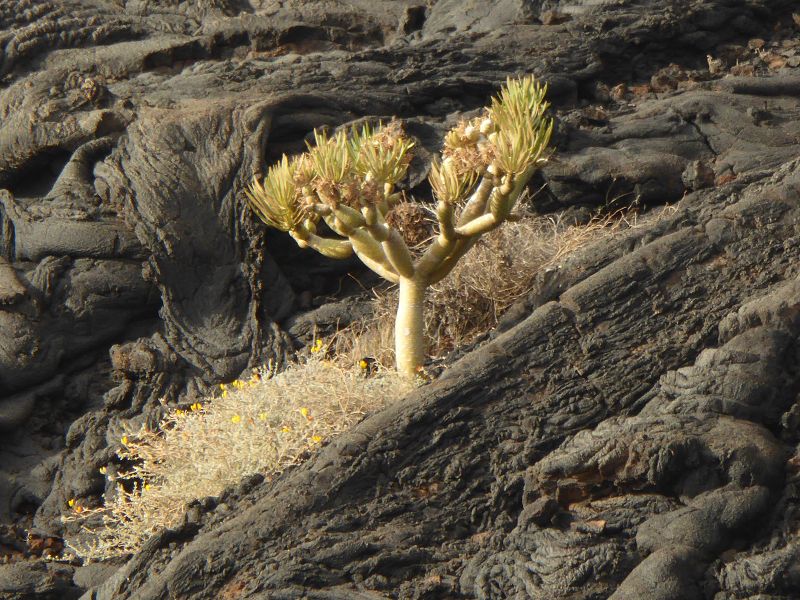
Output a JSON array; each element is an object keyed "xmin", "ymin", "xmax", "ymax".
[{"xmin": 395, "ymin": 276, "xmax": 426, "ymax": 378}]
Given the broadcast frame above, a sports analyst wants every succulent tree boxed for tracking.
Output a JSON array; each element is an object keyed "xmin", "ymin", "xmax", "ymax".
[{"xmin": 246, "ymin": 75, "xmax": 554, "ymax": 378}]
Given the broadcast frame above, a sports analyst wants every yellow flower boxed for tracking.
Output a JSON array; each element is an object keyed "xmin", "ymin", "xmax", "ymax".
[
  {"xmin": 231, "ymin": 415, "xmax": 241, "ymax": 424},
  {"xmin": 220, "ymin": 383, "xmax": 228, "ymax": 391},
  {"xmin": 190, "ymin": 402, "xmax": 202, "ymax": 412},
  {"xmin": 121, "ymin": 436, "xmax": 128, "ymax": 446},
  {"xmin": 299, "ymin": 407, "xmax": 310, "ymax": 419},
  {"xmin": 144, "ymin": 484, "xmax": 152, "ymax": 491},
  {"xmin": 258, "ymin": 412, "xmax": 268, "ymax": 421},
  {"xmin": 311, "ymin": 435, "xmax": 323, "ymax": 444},
  {"xmin": 67, "ymin": 498, "xmax": 76, "ymax": 508},
  {"xmin": 232, "ymin": 379, "xmax": 245, "ymax": 390},
  {"xmin": 175, "ymin": 409, "xmax": 185, "ymax": 417},
  {"xmin": 281, "ymin": 425, "xmax": 291, "ymax": 433},
  {"xmin": 99, "ymin": 467, "xmax": 107, "ymax": 475},
  {"xmin": 310, "ymin": 339, "xmax": 325, "ymax": 354},
  {"xmin": 359, "ymin": 359, "xmax": 368, "ymax": 370},
  {"xmin": 74, "ymin": 506, "xmax": 84, "ymax": 514}
]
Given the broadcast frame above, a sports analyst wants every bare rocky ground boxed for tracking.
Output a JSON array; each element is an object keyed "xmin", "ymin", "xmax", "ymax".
[{"xmin": 0, "ymin": 0, "xmax": 799, "ymax": 598}]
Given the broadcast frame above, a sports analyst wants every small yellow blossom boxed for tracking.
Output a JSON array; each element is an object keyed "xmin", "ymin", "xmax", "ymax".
[
  {"xmin": 219, "ymin": 383, "xmax": 227, "ymax": 391},
  {"xmin": 311, "ymin": 435, "xmax": 323, "ymax": 444},
  {"xmin": 299, "ymin": 407, "xmax": 310, "ymax": 419},
  {"xmin": 144, "ymin": 484, "xmax": 152, "ymax": 491},
  {"xmin": 232, "ymin": 379, "xmax": 245, "ymax": 390},
  {"xmin": 258, "ymin": 412, "xmax": 268, "ymax": 421},
  {"xmin": 175, "ymin": 409, "xmax": 185, "ymax": 417},
  {"xmin": 359, "ymin": 359, "xmax": 369, "ymax": 370},
  {"xmin": 121, "ymin": 436, "xmax": 128, "ymax": 446},
  {"xmin": 281, "ymin": 425, "xmax": 291, "ymax": 433},
  {"xmin": 310, "ymin": 339, "xmax": 325, "ymax": 354},
  {"xmin": 67, "ymin": 498, "xmax": 76, "ymax": 508},
  {"xmin": 231, "ymin": 414, "xmax": 241, "ymax": 424},
  {"xmin": 222, "ymin": 390, "xmax": 228, "ymax": 398},
  {"xmin": 190, "ymin": 402, "xmax": 202, "ymax": 412},
  {"xmin": 74, "ymin": 506, "xmax": 84, "ymax": 514},
  {"xmin": 99, "ymin": 466, "xmax": 107, "ymax": 475}
]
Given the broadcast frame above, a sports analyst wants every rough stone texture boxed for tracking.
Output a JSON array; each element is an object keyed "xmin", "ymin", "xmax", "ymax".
[{"xmin": 0, "ymin": 0, "xmax": 799, "ymax": 598}]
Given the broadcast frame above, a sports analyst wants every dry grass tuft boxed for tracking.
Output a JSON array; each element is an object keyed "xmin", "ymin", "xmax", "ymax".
[
  {"xmin": 332, "ymin": 208, "xmax": 635, "ymax": 363},
  {"xmin": 62, "ymin": 360, "xmax": 412, "ymax": 561},
  {"xmin": 330, "ymin": 308, "xmax": 398, "ymax": 372},
  {"xmin": 426, "ymin": 209, "xmax": 634, "ymax": 354}
]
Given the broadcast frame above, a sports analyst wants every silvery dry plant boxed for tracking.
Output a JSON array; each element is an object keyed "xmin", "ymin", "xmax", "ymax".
[{"xmin": 246, "ymin": 75, "xmax": 554, "ymax": 378}]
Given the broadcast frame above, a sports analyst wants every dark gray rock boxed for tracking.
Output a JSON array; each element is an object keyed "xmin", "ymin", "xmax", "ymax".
[
  {"xmin": 285, "ymin": 294, "xmax": 377, "ymax": 348},
  {"xmin": 71, "ymin": 563, "xmax": 122, "ymax": 594},
  {"xmin": 0, "ymin": 0, "xmax": 798, "ymax": 598},
  {"xmin": 0, "ymin": 561, "xmax": 80, "ymax": 600},
  {"xmin": 610, "ymin": 546, "xmax": 706, "ymax": 600}
]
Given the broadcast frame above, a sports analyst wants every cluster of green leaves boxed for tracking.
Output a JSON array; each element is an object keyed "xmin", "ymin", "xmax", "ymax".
[
  {"xmin": 245, "ymin": 156, "xmax": 305, "ymax": 231},
  {"xmin": 488, "ymin": 77, "xmax": 553, "ymax": 175}
]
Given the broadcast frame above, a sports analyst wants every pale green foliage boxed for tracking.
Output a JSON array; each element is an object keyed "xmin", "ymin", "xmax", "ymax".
[
  {"xmin": 349, "ymin": 122, "xmax": 416, "ymax": 184},
  {"xmin": 244, "ymin": 155, "xmax": 303, "ymax": 231},
  {"xmin": 308, "ymin": 129, "xmax": 352, "ymax": 184},
  {"xmin": 487, "ymin": 77, "xmax": 553, "ymax": 175},
  {"xmin": 428, "ymin": 157, "xmax": 478, "ymax": 204}
]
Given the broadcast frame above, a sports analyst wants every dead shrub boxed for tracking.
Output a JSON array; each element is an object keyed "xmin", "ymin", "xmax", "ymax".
[{"xmin": 62, "ymin": 359, "xmax": 411, "ymax": 561}]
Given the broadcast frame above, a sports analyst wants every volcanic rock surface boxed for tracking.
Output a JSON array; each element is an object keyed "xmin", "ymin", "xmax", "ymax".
[{"xmin": 0, "ymin": 0, "xmax": 799, "ymax": 598}]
